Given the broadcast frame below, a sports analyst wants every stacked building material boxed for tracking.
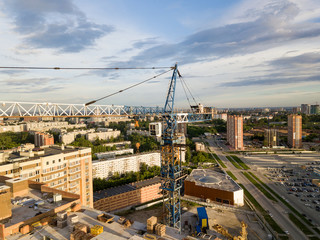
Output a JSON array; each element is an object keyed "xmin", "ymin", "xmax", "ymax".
[
  {"xmin": 70, "ymin": 230, "xmax": 86, "ymax": 240},
  {"xmin": 147, "ymin": 216, "xmax": 157, "ymax": 234},
  {"xmin": 57, "ymin": 211, "xmax": 68, "ymax": 228},
  {"xmin": 90, "ymin": 225, "xmax": 103, "ymax": 236},
  {"xmin": 74, "ymin": 222, "xmax": 88, "ymax": 233},
  {"xmin": 67, "ymin": 214, "xmax": 79, "ymax": 232},
  {"xmin": 154, "ymin": 223, "xmax": 166, "ymax": 236}
]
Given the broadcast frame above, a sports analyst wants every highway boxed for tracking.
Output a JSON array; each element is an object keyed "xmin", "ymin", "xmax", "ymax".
[{"xmin": 205, "ymin": 136, "xmax": 309, "ymax": 240}]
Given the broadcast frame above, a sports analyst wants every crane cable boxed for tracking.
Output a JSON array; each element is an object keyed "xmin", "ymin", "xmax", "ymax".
[
  {"xmin": 178, "ymin": 72, "xmax": 193, "ymax": 109},
  {"xmin": 178, "ymin": 73, "xmax": 198, "ymax": 106},
  {"xmin": 0, "ymin": 66, "xmax": 171, "ymax": 70},
  {"xmin": 85, "ymin": 68, "xmax": 174, "ymax": 106}
]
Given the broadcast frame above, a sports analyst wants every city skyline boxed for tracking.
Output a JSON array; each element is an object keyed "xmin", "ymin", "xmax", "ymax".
[{"xmin": 0, "ymin": 0, "xmax": 320, "ymax": 108}]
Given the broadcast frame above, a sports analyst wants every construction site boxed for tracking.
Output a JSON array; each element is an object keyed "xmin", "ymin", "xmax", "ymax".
[{"xmin": 0, "ymin": 65, "xmax": 277, "ymax": 240}]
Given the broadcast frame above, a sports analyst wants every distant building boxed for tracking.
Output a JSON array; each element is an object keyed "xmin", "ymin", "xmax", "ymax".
[
  {"xmin": 292, "ymin": 107, "xmax": 301, "ymax": 114},
  {"xmin": 95, "ymin": 148, "xmax": 134, "ymax": 159},
  {"xmin": 92, "ymin": 152, "xmax": 160, "ymax": 179},
  {"xmin": 184, "ymin": 169, "xmax": 244, "ymax": 206},
  {"xmin": 311, "ymin": 105, "xmax": 320, "ymax": 115},
  {"xmin": 149, "ymin": 122, "xmax": 162, "ymax": 137},
  {"xmin": 195, "ymin": 142, "xmax": 206, "ymax": 152},
  {"xmin": 301, "ymin": 104, "xmax": 310, "ymax": 115},
  {"xmin": 0, "ymin": 145, "xmax": 93, "ymax": 208},
  {"xmin": 288, "ymin": 114, "xmax": 302, "ymax": 148},
  {"xmin": 227, "ymin": 115, "xmax": 243, "ymax": 150},
  {"xmin": 34, "ymin": 132, "xmax": 54, "ymax": 147},
  {"xmin": 264, "ymin": 129, "xmax": 279, "ymax": 147},
  {"xmin": 214, "ymin": 113, "xmax": 227, "ymax": 121},
  {"xmin": 86, "ymin": 129, "xmax": 120, "ymax": 142}
]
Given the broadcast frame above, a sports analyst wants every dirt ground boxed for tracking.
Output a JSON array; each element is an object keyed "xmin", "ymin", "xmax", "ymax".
[{"xmin": 120, "ymin": 203, "xmax": 271, "ymax": 240}]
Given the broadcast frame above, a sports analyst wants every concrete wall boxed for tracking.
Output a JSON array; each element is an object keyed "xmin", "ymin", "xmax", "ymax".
[{"xmin": 0, "ymin": 187, "xmax": 12, "ymax": 221}]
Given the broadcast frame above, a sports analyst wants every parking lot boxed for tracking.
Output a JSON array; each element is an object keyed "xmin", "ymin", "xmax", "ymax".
[{"xmin": 265, "ymin": 164, "xmax": 320, "ymax": 217}]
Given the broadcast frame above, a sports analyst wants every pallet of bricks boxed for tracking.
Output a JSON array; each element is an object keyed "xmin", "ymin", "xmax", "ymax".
[
  {"xmin": 147, "ymin": 216, "xmax": 157, "ymax": 234},
  {"xmin": 70, "ymin": 223, "xmax": 94, "ymax": 240},
  {"xmin": 56, "ymin": 211, "xmax": 68, "ymax": 228},
  {"xmin": 154, "ymin": 223, "xmax": 166, "ymax": 237},
  {"xmin": 68, "ymin": 214, "xmax": 79, "ymax": 232}
]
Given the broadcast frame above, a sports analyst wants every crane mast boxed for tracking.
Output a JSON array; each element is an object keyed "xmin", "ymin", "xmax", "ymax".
[{"xmin": 161, "ymin": 64, "xmax": 211, "ymax": 232}]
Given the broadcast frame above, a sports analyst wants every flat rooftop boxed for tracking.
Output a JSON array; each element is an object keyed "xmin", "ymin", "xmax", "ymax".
[
  {"xmin": 1, "ymin": 187, "xmax": 72, "ymax": 227},
  {"xmin": 5, "ymin": 145, "xmax": 88, "ymax": 163},
  {"xmin": 6, "ymin": 207, "xmax": 186, "ymax": 240},
  {"xmin": 185, "ymin": 169, "xmax": 242, "ymax": 192},
  {"xmin": 93, "ymin": 177, "xmax": 161, "ymax": 201}
]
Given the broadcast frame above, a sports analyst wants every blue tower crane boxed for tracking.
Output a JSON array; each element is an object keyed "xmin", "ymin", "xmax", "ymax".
[{"xmin": 161, "ymin": 64, "xmax": 212, "ymax": 232}]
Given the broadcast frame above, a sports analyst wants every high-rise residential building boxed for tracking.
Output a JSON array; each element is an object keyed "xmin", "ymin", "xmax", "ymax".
[
  {"xmin": 264, "ymin": 129, "xmax": 279, "ymax": 147},
  {"xmin": 310, "ymin": 105, "xmax": 320, "ymax": 115},
  {"xmin": 0, "ymin": 145, "xmax": 93, "ymax": 207},
  {"xmin": 292, "ymin": 107, "xmax": 300, "ymax": 114},
  {"xmin": 35, "ymin": 132, "xmax": 54, "ymax": 147},
  {"xmin": 301, "ymin": 104, "xmax": 311, "ymax": 115},
  {"xmin": 227, "ymin": 115, "xmax": 243, "ymax": 150},
  {"xmin": 288, "ymin": 114, "xmax": 302, "ymax": 148}
]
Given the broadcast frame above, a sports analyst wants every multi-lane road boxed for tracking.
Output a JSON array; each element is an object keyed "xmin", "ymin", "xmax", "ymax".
[{"xmin": 205, "ymin": 136, "xmax": 310, "ymax": 240}]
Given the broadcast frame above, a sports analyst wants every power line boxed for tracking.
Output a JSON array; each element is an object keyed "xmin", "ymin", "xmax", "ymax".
[
  {"xmin": 0, "ymin": 66, "xmax": 172, "ymax": 70},
  {"xmin": 85, "ymin": 68, "xmax": 173, "ymax": 106}
]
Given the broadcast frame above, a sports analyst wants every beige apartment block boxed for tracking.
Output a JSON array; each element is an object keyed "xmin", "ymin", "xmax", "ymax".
[
  {"xmin": 227, "ymin": 115, "xmax": 243, "ymax": 150},
  {"xmin": 86, "ymin": 129, "xmax": 120, "ymax": 142},
  {"xmin": 0, "ymin": 146, "xmax": 93, "ymax": 208},
  {"xmin": 288, "ymin": 114, "xmax": 302, "ymax": 148},
  {"xmin": 92, "ymin": 152, "xmax": 160, "ymax": 179}
]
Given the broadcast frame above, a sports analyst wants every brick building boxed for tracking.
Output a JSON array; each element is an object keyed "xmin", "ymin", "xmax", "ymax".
[
  {"xmin": 227, "ymin": 115, "xmax": 243, "ymax": 150},
  {"xmin": 0, "ymin": 146, "xmax": 93, "ymax": 208},
  {"xmin": 184, "ymin": 169, "xmax": 244, "ymax": 206},
  {"xmin": 288, "ymin": 114, "xmax": 302, "ymax": 148},
  {"xmin": 35, "ymin": 132, "xmax": 54, "ymax": 147},
  {"xmin": 0, "ymin": 176, "xmax": 81, "ymax": 240},
  {"xmin": 93, "ymin": 177, "xmax": 161, "ymax": 212}
]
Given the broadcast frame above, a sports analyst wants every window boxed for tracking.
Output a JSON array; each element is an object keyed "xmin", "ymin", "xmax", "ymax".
[
  {"xmin": 53, "ymin": 160, "xmax": 55, "ymax": 164},
  {"xmin": 59, "ymin": 159, "xmax": 61, "ymax": 162},
  {"xmin": 46, "ymin": 161, "xmax": 49, "ymax": 165}
]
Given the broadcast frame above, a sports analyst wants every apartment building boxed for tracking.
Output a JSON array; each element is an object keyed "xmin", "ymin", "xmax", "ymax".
[
  {"xmin": 92, "ymin": 152, "xmax": 160, "ymax": 179},
  {"xmin": 301, "ymin": 104, "xmax": 311, "ymax": 115},
  {"xmin": 0, "ymin": 146, "xmax": 93, "ymax": 207},
  {"xmin": 227, "ymin": 115, "xmax": 243, "ymax": 150},
  {"xmin": 264, "ymin": 129, "xmax": 279, "ymax": 147},
  {"xmin": 288, "ymin": 114, "xmax": 302, "ymax": 148},
  {"xmin": 86, "ymin": 129, "xmax": 120, "ymax": 142},
  {"xmin": 35, "ymin": 132, "xmax": 54, "ymax": 147},
  {"xmin": 0, "ymin": 121, "xmax": 86, "ymax": 133}
]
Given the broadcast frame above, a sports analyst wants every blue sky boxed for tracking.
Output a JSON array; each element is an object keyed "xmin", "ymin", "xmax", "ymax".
[{"xmin": 0, "ymin": 0, "xmax": 319, "ymax": 108}]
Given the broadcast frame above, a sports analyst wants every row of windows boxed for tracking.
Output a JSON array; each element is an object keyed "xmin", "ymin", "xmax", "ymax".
[
  {"xmin": 43, "ymin": 164, "xmax": 66, "ymax": 173},
  {"xmin": 46, "ymin": 159, "xmax": 62, "ymax": 165}
]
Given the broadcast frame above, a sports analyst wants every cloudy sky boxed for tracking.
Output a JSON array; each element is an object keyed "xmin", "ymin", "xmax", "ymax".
[{"xmin": 0, "ymin": 0, "xmax": 319, "ymax": 108}]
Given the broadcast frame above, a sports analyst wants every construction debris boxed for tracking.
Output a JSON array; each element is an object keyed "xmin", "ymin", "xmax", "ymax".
[{"xmin": 97, "ymin": 213, "xmax": 114, "ymax": 223}]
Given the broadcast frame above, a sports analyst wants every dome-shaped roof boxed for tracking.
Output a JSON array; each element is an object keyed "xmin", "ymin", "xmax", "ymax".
[{"xmin": 198, "ymin": 175, "xmax": 221, "ymax": 184}]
